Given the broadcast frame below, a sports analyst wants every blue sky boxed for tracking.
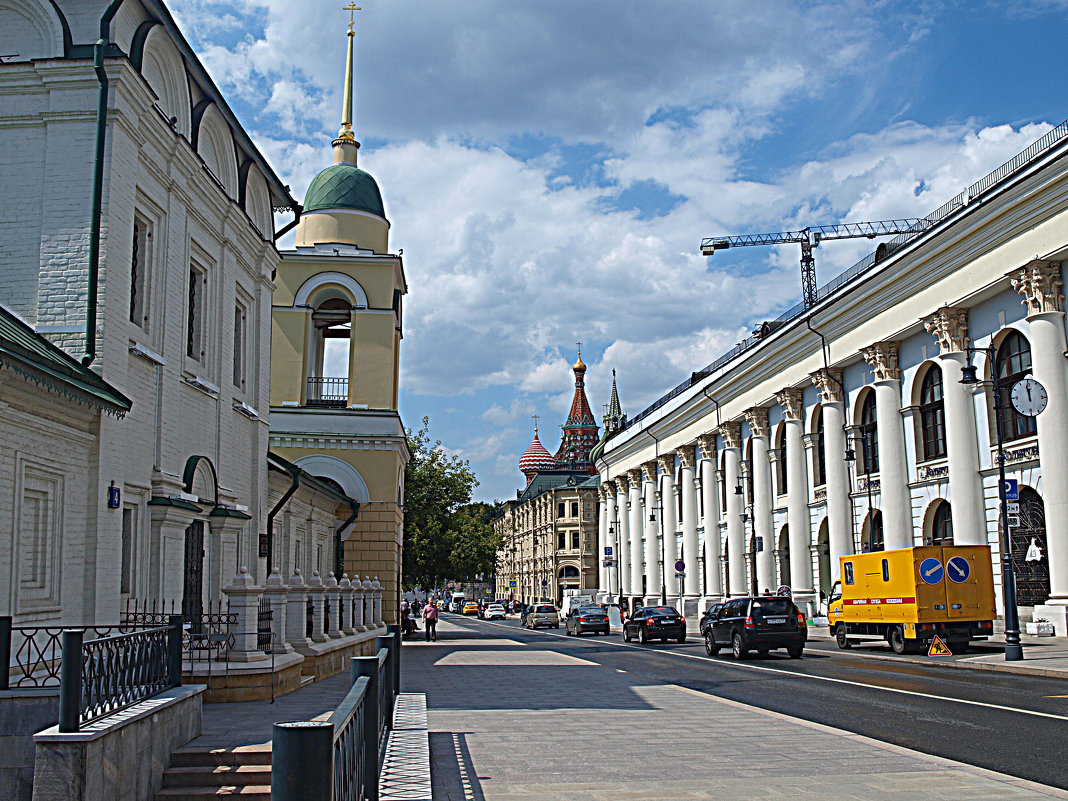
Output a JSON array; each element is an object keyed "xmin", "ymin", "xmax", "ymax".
[{"xmin": 171, "ymin": 0, "xmax": 1068, "ymax": 502}]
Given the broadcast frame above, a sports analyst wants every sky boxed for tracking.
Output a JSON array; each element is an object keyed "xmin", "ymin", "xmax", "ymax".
[{"xmin": 170, "ymin": 0, "xmax": 1068, "ymax": 502}]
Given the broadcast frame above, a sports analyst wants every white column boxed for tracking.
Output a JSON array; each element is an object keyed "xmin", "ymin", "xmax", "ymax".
[
  {"xmin": 1011, "ymin": 262, "xmax": 1068, "ymax": 626},
  {"xmin": 679, "ymin": 446, "xmax": 699, "ymax": 604},
  {"xmin": 643, "ymin": 461, "xmax": 661, "ymax": 603},
  {"xmin": 616, "ymin": 479, "xmax": 631, "ymax": 597},
  {"xmin": 812, "ymin": 369, "xmax": 852, "ymax": 579},
  {"xmin": 776, "ymin": 388, "xmax": 814, "ymax": 608},
  {"xmin": 597, "ymin": 484, "xmax": 609, "ymax": 595},
  {"xmin": 923, "ymin": 307, "xmax": 986, "ymax": 545},
  {"xmin": 604, "ymin": 483, "xmax": 618, "ymax": 600},
  {"xmin": 722, "ymin": 422, "xmax": 746, "ymax": 596},
  {"xmin": 747, "ymin": 408, "xmax": 776, "ymax": 594},
  {"xmin": 628, "ymin": 469, "xmax": 643, "ymax": 599},
  {"xmin": 659, "ymin": 455, "xmax": 679, "ymax": 601},
  {"xmin": 698, "ymin": 434, "xmax": 722, "ymax": 600}
]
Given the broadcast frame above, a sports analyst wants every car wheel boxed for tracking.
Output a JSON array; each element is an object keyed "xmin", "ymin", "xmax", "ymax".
[
  {"xmin": 888, "ymin": 625, "xmax": 910, "ymax": 655},
  {"xmin": 677, "ymin": 634, "xmax": 686, "ymax": 644},
  {"xmin": 732, "ymin": 633, "xmax": 748, "ymax": 660},
  {"xmin": 623, "ymin": 626, "xmax": 632, "ymax": 642},
  {"xmin": 835, "ymin": 625, "xmax": 852, "ymax": 649},
  {"xmin": 787, "ymin": 644, "xmax": 804, "ymax": 659},
  {"xmin": 704, "ymin": 632, "xmax": 720, "ymax": 656},
  {"xmin": 639, "ymin": 627, "xmax": 649, "ymax": 644}
]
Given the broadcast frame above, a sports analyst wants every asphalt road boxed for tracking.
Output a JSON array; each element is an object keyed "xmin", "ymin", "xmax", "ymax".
[{"xmin": 442, "ymin": 613, "xmax": 1068, "ymax": 789}]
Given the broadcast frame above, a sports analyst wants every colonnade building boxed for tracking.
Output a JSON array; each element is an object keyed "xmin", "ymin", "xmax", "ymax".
[{"xmin": 595, "ymin": 121, "xmax": 1068, "ymax": 634}]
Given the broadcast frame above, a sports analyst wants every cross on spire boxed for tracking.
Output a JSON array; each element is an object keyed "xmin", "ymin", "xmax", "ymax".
[
  {"xmin": 532, "ymin": 414, "xmax": 540, "ymax": 433},
  {"xmin": 344, "ymin": 2, "xmax": 361, "ymax": 35}
]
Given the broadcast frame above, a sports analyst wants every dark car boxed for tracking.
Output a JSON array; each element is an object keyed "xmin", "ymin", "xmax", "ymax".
[
  {"xmin": 699, "ymin": 603, "xmax": 724, "ymax": 638},
  {"xmin": 704, "ymin": 596, "xmax": 806, "ymax": 659},
  {"xmin": 623, "ymin": 606, "xmax": 686, "ymax": 644},
  {"xmin": 564, "ymin": 605, "xmax": 610, "ymax": 636}
]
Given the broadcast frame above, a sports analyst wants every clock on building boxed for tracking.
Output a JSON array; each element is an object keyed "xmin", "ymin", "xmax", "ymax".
[{"xmin": 1009, "ymin": 377, "xmax": 1048, "ymax": 417}]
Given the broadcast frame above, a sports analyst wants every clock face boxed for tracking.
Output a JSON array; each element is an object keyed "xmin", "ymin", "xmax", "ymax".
[{"xmin": 1010, "ymin": 378, "xmax": 1048, "ymax": 417}]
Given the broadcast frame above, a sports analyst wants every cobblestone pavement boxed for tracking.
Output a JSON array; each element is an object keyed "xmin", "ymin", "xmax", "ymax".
[{"xmin": 401, "ymin": 617, "xmax": 1068, "ymax": 801}]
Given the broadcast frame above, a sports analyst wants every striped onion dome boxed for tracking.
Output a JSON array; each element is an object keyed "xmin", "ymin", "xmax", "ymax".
[{"xmin": 519, "ymin": 430, "xmax": 556, "ymax": 476}]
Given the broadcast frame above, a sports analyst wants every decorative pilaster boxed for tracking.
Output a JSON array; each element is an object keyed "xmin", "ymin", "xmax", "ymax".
[
  {"xmin": 678, "ymin": 445, "xmax": 700, "ymax": 604},
  {"xmin": 810, "ymin": 369, "xmax": 852, "ymax": 578}
]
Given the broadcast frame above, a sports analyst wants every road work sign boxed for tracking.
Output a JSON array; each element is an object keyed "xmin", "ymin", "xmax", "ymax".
[{"xmin": 928, "ymin": 635, "xmax": 953, "ymax": 656}]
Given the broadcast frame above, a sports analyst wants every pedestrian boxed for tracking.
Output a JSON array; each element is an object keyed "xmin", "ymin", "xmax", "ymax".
[{"xmin": 422, "ymin": 598, "xmax": 439, "ymax": 642}]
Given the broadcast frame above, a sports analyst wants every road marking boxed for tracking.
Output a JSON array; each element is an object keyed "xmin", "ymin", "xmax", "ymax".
[
  {"xmin": 470, "ymin": 617, "xmax": 1068, "ymax": 723},
  {"xmin": 1045, "ymin": 695, "xmax": 1068, "ymax": 698}
]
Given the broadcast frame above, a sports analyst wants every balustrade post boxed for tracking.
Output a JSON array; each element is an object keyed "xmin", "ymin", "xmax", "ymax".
[
  {"xmin": 372, "ymin": 577, "xmax": 382, "ymax": 626},
  {"xmin": 325, "ymin": 572, "xmax": 343, "ymax": 638},
  {"xmin": 308, "ymin": 571, "xmax": 330, "ymax": 643},
  {"xmin": 271, "ymin": 721, "xmax": 333, "ymax": 801},
  {"xmin": 339, "ymin": 575, "xmax": 356, "ymax": 635},
  {"xmin": 167, "ymin": 614, "xmax": 184, "ymax": 687},
  {"xmin": 264, "ymin": 567, "xmax": 295, "ymax": 654},
  {"xmin": 0, "ymin": 616, "xmax": 10, "ymax": 690},
  {"xmin": 352, "ymin": 580, "xmax": 366, "ymax": 631},
  {"xmin": 352, "ymin": 655, "xmax": 382, "ymax": 801},
  {"xmin": 362, "ymin": 577, "xmax": 374, "ymax": 628},
  {"xmin": 222, "ymin": 567, "xmax": 268, "ymax": 662},
  {"xmin": 58, "ymin": 629, "xmax": 83, "ymax": 733},
  {"xmin": 285, "ymin": 568, "xmax": 313, "ymax": 648}
]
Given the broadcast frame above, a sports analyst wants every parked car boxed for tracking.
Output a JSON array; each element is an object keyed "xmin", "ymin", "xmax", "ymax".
[
  {"xmin": 699, "ymin": 603, "xmax": 724, "ymax": 638},
  {"xmin": 484, "ymin": 604, "xmax": 507, "ymax": 620},
  {"xmin": 704, "ymin": 596, "xmax": 806, "ymax": 659},
  {"xmin": 523, "ymin": 604, "xmax": 560, "ymax": 629},
  {"xmin": 462, "ymin": 601, "xmax": 480, "ymax": 616},
  {"xmin": 623, "ymin": 606, "xmax": 686, "ymax": 644},
  {"xmin": 564, "ymin": 605, "xmax": 610, "ymax": 636}
]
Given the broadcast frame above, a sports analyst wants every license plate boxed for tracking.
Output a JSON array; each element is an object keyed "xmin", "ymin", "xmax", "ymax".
[
  {"xmin": 766, "ymin": 617, "xmax": 786, "ymax": 625},
  {"xmin": 661, "ymin": 619, "xmax": 678, "ymax": 624}
]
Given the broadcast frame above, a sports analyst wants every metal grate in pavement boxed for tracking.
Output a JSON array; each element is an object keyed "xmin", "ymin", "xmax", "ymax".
[{"xmin": 379, "ymin": 693, "xmax": 431, "ymax": 801}]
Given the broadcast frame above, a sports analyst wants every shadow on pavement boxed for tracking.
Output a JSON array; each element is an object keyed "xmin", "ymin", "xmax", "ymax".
[{"xmin": 428, "ymin": 731, "xmax": 486, "ymax": 801}]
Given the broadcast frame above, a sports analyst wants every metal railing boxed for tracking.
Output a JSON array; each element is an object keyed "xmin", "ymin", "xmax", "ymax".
[
  {"xmin": 273, "ymin": 627, "xmax": 400, "ymax": 801},
  {"xmin": 58, "ymin": 617, "xmax": 183, "ymax": 731},
  {"xmin": 620, "ymin": 116, "xmax": 1068, "ymax": 434},
  {"xmin": 258, "ymin": 597, "xmax": 274, "ymax": 654},
  {"xmin": 307, "ymin": 377, "xmax": 349, "ymax": 408}
]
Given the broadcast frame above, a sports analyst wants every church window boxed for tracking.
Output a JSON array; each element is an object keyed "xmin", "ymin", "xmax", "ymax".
[
  {"xmin": 997, "ymin": 331, "xmax": 1037, "ymax": 442},
  {"xmin": 187, "ymin": 262, "xmax": 207, "ymax": 362},
  {"xmin": 130, "ymin": 216, "xmax": 151, "ymax": 328}
]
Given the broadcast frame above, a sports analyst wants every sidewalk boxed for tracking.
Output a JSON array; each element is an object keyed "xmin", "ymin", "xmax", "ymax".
[{"xmin": 403, "ymin": 617, "xmax": 1068, "ymax": 801}]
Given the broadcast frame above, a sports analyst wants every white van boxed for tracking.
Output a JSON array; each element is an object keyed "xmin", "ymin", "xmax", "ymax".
[
  {"xmin": 560, "ymin": 595, "xmax": 594, "ymax": 617},
  {"xmin": 450, "ymin": 592, "xmax": 466, "ymax": 613}
]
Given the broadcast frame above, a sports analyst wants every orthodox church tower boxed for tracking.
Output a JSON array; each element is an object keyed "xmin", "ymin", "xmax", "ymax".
[
  {"xmin": 518, "ymin": 422, "xmax": 556, "ymax": 485},
  {"xmin": 603, "ymin": 369, "xmax": 627, "ymax": 436},
  {"xmin": 554, "ymin": 350, "xmax": 599, "ymax": 473}
]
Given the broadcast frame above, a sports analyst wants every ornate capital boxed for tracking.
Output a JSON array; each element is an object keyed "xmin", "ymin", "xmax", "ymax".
[
  {"xmin": 640, "ymin": 461, "xmax": 658, "ymax": 483},
  {"xmin": 810, "ymin": 368, "xmax": 844, "ymax": 405},
  {"xmin": 860, "ymin": 341, "xmax": 901, "ymax": 382},
  {"xmin": 676, "ymin": 445, "xmax": 697, "ymax": 470},
  {"xmin": 775, "ymin": 387, "xmax": 804, "ymax": 422},
  {"xmin": 1009, "ymin": 260, "xmax": 1064, "ymax": 316},
  {"xmin": 697, "ymin": 433, "xmax": 717, "ymax": 460},
  {"xmin": 614, "ymin": 475, "xmax": 629, "ymax": 493},
  {"xmin": 922, "ymin": 306, "xmax": 970, "ymax": 354},
  {"xmin": 599, "ymin": 482, "xmax": 614, "ymax": 499},
  {"xmin": 626, "ymin": 468, "xmax": 642, "ymax": 487},
  {"xmin": 744, "ymin": 407, "xmax": 769, "ymax": 438},
  {"xmin": 657, "ymin": 454, "xmax": 675, "ymax": 476},
  {"xmin": 719, "ymin": 421, "xmax": 742, "ymax": 450}
]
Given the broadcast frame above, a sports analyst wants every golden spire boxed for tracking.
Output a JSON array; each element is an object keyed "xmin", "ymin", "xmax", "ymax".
[
  {"xmin": 573, "ymin": 341, "xmax": 586, "ymax": 373},
  {"xmin": 338, "ymin": 3, "xmax": 361, "ymax": 142}
]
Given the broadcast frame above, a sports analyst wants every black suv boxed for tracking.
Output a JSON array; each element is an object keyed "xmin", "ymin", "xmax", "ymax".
[
  {"xmin": 703, "ymin": 596, "xmax": 806, "ymax": 659},
  {"xmin": 699, "ymin": 603, "xmax": 724, "ymax": 639},
  {"xmin": 623, "ymin": 606, "xmax": 686, "ymax": 644}
]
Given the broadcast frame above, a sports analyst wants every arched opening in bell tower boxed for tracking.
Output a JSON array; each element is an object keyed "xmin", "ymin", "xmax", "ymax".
[{"xmin": 308, "ymin": 294, "xmax": 352, "ymax": 407}]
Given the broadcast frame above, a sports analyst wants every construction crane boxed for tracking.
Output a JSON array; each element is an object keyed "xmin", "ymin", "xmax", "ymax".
[{"xmin": 700, "ymin": 218, "xmax": 929, "ymax": 308}]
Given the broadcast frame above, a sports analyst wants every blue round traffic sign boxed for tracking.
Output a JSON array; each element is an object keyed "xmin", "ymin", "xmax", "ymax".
[
  {"xmin": 946, "ymin": 555, "xmax": 971, "ymax": 583},
  {"xmin": 674, "ymin": 560, "xmax": 686, "ymax": 572},
  {"xmin": 919, "ymin": 557, "xmax": 944, "ymax": 584}
]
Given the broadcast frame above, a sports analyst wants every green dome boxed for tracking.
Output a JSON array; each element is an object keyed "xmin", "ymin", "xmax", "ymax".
[{"xmin": 303, "ymin": 164, "xmax": 386, "ymax": 218}]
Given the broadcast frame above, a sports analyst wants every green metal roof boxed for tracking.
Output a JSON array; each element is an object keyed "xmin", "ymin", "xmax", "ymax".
[
  {"xmin": 0, "ymin": 306, "xmax": 131, "ymax": 416},
  {"xmin": 515, "ymin": 471, "xmax": 596, "ymax": 505},
  {"xmin": 303, "ymin": 164, "xmax": 386, "ymax": 218}
]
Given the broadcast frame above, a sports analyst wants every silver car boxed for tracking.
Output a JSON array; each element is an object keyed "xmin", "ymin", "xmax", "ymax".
[{"xmin": 524, "ymin": 604, "xmax": 560, "ymax": 629}]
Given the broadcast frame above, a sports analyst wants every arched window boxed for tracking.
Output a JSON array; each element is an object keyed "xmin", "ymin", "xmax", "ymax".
[
  {"xmin": 559, "ymin": 565, "xmax": 579, "ymax": 579},
  {"xmin": 776, "ymin": 426, "xmax": 788, "ymax": 496},
  {"xmin": 930, "ymin": 501, "xmax": 953, "ymax": 546},
  {"xmin": 812, "ymin": 407, "xmax": 827, "ymax": 486},
  {"xmin": 997, "ymin": 331, "xmax": 1037, "ymax": 442},
  {"xmin": 307, "ymin": 296, "xmax": 352, "ymax": 407},
  {"xmin": 858, "ymin": 392, "xmax": 879, "ymax": 474},
  {"xmin": 863, "ymin": 510, "xmax": 883, "ymax": 552},
  {"xmin": 919, "ymin": 366, "xmax": 946, "ymax": 460}
]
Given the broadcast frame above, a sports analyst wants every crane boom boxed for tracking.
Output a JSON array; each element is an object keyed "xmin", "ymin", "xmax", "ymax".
[{"xmin": 700, "ymin": 218, "xmax": 928, "ymax": 307}]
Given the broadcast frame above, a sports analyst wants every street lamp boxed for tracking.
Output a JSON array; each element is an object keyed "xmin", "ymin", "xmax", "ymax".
[
  {"xmin": 960, "ymin": 345, "xmax": 1022, "ymax": 662},
  {"xmin": 844, "ymin": 429, "xmax": 877, "ymax": 552},
  {"xmin": 654, "ymin": 490, "xmax": 667, "ymax": 605}
]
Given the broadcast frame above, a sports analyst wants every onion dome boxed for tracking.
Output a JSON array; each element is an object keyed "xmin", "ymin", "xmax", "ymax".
[
  {"xmin": 573, "ymin": 354, "xmax": 587, "ymax": 373},
  {"xmin": 519, "ymin": 429, "xmax": 556, "ymax": 479},
  {"xmin": 303, "ymin": 165, "xmax": 385, "ymax": 217}
]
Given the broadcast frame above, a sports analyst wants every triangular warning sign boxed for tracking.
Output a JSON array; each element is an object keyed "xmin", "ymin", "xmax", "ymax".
[{"xmin": 928, "ymin": 635, "xmax": 953, "ymax": 656}]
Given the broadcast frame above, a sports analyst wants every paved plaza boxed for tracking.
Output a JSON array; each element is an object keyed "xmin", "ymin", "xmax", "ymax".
[{"xmin": 401, "ymin": 617, "xmax": 1068, "ymax": 801}]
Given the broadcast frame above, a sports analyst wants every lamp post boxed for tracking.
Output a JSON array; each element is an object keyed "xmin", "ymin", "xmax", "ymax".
[
  {"xmin": 960, "ymin": 345, "xmax": 1023, "ymax": 662},
  {"xmin": 654, "ymin": 490, "xmax": 667, "ymax": 605},
  {"xmin": 844, "ymin": 429, "xmax": 877, "ymax": 551}
]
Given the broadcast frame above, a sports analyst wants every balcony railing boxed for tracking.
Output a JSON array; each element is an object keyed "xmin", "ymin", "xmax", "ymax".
[{"xmin": 307, "ymin": 377, "xmax": 349, "ymax": 408}]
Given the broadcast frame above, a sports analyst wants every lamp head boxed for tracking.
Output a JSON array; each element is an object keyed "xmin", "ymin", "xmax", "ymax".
[
  {"xmin": 844, "ymin": 447, "xmax": 856, "ymax": 462},
  {"xmin": 960, "ymin": 363, "xmax": 979, "ymax": 384}
]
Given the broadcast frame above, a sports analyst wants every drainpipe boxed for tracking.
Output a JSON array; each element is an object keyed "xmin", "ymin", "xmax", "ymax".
[
  {"xmin": 701, "ymin": 386, "xmax": 722, "ymax": 427},
  {"xmin": 82, "ymin": 0, "xmax": 125, "ymax": 367},
  {"xmin": 334, "ymin": 498, "xmax": 359, "ymax": 578},
  {"xmin": 267, "ymin": 463, "xmax": 301, "ymax": 573}
]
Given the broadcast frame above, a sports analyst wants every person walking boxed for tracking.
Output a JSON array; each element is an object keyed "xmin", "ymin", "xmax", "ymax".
[{"xmin": 422, "ymin": 598, "xmax": 439, "ymax": 642}]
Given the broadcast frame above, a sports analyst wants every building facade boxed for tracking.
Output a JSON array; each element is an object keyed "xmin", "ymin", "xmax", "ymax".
[{"xmin": 597, "ymin": 122, "xmax": 1068, "ymax": 633}]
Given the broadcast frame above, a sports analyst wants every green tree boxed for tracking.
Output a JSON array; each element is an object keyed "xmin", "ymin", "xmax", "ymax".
[{"xmin": 448, "ymin": 502, "xmax": 503, "ymax": 581}]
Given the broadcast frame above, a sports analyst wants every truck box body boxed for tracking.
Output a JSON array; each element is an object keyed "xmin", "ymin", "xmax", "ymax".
[{"xmin": 831, "ymin": 545, "xmax": 995, "ymax": 645}]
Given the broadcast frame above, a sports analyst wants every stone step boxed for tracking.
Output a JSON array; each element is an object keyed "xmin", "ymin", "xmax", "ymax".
[
  {"xmin": 162, "ymin": 765, "xmax": 272, "ymax": 787},
  {"xmin": 299, "ymin": 673, "xmax": 316, "ymax": 687},
  {"xmin": 169, "ymin": 747, "xmax": 272, "ymax": 767},
  {"xmin": 154, "ymin": 785, "xmax": 271, "ymax": 800}
]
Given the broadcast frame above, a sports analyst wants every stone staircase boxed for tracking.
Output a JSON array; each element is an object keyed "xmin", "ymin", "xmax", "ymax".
[{"xmin": 154, "ymin": 745, "xmax": 272, "ymax": 800}]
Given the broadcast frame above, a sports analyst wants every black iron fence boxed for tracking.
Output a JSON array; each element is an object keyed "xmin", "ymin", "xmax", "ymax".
[
  {"xmin": 56, "ymin": 618, "xmax": 183, "ymax": 732},
  {"xmin": 272, "ymin": 628, "xmax": 401, "ymax": 801},
  {"xmin": 258, "ymin": 597, "xmax": 274, "ymax": 653},
  {"xmin": 306, "ymin": 377, "xmax": 349, "ymax": 408}
]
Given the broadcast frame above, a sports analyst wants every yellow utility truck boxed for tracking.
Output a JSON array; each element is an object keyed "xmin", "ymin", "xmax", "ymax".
[{"xmin": 827, "ymin": 545, "xmax": 996, "ymax": 654}]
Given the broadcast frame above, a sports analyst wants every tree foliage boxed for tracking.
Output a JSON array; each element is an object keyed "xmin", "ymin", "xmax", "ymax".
[{"xmin": 403, "ymin": 418, "xmax": 502, "ymax": 588}]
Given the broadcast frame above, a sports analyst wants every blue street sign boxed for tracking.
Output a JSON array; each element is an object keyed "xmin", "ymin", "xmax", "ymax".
[
  {"xmin": 508, "ymin": 579, "xmax": 517, "ymax": 588},
  {"xmin": 674, "ymin": 559, "xmax": 686, "ymax": 572},
  {"xmin": 1003, "ymin": 478, "xmax": 1019, "ymax": 501},
  {"xmin": 919, "ymin": 557, "xmax": 944, "ymax": 585},
  {"xmin": 604, "ymin": 546, "xmax": 613, "ymax": 556},
  {"xmin": 946, "ymin": 556, "xmax": 971, "ymax": 583},
  {"xmin": 541, "ymin": 579, "xmax": 548, "ymax": 586}
]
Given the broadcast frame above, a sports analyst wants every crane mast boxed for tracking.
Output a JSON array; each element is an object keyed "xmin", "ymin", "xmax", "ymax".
[{"xmin": 701, "ymin": 218, "xmax": 928, "ymax": 308}]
